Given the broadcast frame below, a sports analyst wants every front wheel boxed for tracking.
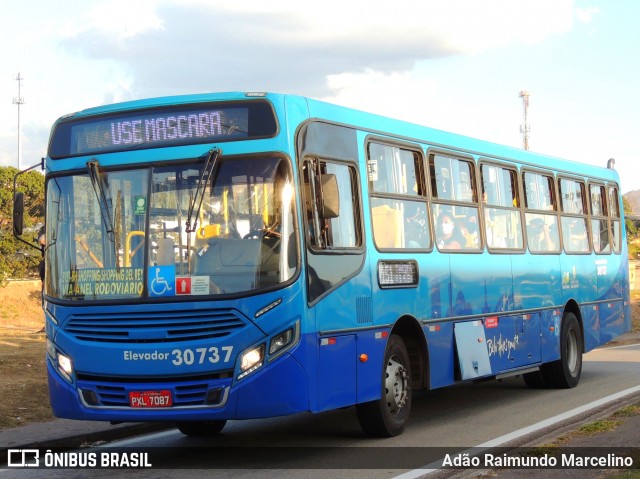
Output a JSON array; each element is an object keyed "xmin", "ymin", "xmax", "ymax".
[{"xmin": 357, "ymin": 334, "xmax": 412, "ymax": 437}]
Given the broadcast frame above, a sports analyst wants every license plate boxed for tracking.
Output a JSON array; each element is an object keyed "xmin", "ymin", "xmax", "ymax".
[{"xmin": 129, "ymin": 390, "xmax": 172, "ymax": 408}]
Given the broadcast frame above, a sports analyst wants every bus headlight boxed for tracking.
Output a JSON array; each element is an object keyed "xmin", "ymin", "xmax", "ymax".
[
  {"xmin": 46, "ymin": 338, "xmax": 57, "ymax": 359},
  {"xmin": 269, "ymin": 328, "xmax": 294, "ymax": 355},
  {"xmin": 47, "ymin": 339, "xmax": 74, "ymax": 382},
  {"xmin": 238, "ymin": 344, "xmax": 264, "ymax": 380},
  {"xmin": 58, "ymin": 354, "xmax": 73, "ymax": 378}
]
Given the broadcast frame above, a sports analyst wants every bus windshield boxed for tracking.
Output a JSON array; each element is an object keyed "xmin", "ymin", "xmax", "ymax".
[{"xmin": 45, "ymin": 155, "xmax": 297, "ymax": 300}]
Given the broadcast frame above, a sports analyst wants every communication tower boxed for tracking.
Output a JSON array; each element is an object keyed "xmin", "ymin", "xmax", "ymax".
[
  {"xmin": 13, "ymin": 72, "xmax": 25, "ymax": 169},
  {"xmin": 519, "ymin": 90, "xmax": 530, "ymax": 150}
]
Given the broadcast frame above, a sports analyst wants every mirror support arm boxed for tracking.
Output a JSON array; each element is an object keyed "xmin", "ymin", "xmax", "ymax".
[{"xmin": 13, "ymin": 159, "xmax": 45, "ymax": 251}]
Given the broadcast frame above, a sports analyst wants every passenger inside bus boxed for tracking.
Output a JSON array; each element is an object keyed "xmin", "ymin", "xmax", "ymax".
[
  {"xmin": 459, "ymin": 216, "xmax": 479, "ymax": 248},
  {"xmin": 484, "ymin": 214, "xmax": 507, "ymax": 248},
  {"xmin": 436, "ymin": 212, "xmax": 463, "ymax": 250},
  {"xmin": 566, "ymin": 218, "xmax": 589, "ymax": 252},
  {"xmin": 528, "ymin": 218, "xmax": 556, "ymax": 252},
  {"xmin": 482, "ymin": 192, "xmax": 506, "ymax": 248}
]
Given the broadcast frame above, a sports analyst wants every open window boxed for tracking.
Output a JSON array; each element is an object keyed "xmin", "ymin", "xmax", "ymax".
[
  {"xmin": 302, "ymin": 156, "xmax": 363, "ymax": 303},
  {"xmin": 303, "ymin": 158, "xmax": 361, "ymax": 250}
]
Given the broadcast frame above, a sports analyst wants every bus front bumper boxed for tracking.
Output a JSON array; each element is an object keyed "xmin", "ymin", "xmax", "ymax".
[{"xmin": 46, "ymin": 350, "xmax": 309, "ymax": 423}]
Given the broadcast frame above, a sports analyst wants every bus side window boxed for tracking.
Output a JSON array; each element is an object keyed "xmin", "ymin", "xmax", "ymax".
[
  {"xmin": 592, "ymin": 218, "xmax": 610, "ymax": 253},
  {"xmin": 429, "ymin": 154, "xmax": 480, "ymax": 253},
  {"xmin": 590, "ymin": 184, "xmax": 610, "ymax": 253},
  {"xmin": 526, "ymin": 214, "xmax": 559, "ymax": 253},
  {"xmin": 523, "ymin": 171, "xmax": 555, "ymax": 211},
  {"xmin": 562, "ymin": 217, "xmax": 589, "ymax": 252},
  {"xmin": 560, "ymin": 178, "xmax": 590, "ymax": 254},
  {"xmin": 304, "ymin": 158, "xmax": 360, "ymax": 250},
  {"xmin": 609, "ymin": 185, "xmax": 622, "ymax": 253},
  {"xmin": 435, "ymin": 168, "xmax": 452, "ymax": 200},
  {"xmin": 523, "ymin": 170, "xmax": 561, "ymax": 254},
  {"xmin": 430, "ymin": 155, "xmax": 476, "ymax": 203},
  {"xmin": 430, "ymin": 156, "xmax": 454, "ymax": 200},
  {"xmin": 481, "ymin": 163, "xmax": 523, "ymax": 250},
  {"xmin": 369, "ymin": 142, "xmax": 430, "ymax": 250}
]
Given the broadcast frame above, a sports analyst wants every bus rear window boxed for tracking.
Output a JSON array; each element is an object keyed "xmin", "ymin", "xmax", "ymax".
[{"xmin": 49, "ymin": 100, "xmax": 278, "ymax": 158}]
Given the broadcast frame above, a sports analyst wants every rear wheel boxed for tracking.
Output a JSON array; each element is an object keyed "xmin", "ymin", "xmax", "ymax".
[
  {"xmin": 357, "ymin": 334, "xmax": 412, "ymax": 437},
  {"xmin": 177, "ymin": 420, "xmax": 227, "ymax": 437},
  {"xmin": 524, "ymin": 312, "xmax": 582, "ymax": 389}
]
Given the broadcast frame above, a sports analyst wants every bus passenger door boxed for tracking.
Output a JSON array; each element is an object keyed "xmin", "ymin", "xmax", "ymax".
[
  {"xmin": 302, "ymin": 156, "xmax": 369, "ymax": 412},
  {"xmin": 311, "ymin": 266, "xmax": 370, "ymax": 412}
]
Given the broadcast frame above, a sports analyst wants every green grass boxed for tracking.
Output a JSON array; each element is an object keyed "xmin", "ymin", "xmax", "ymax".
[
  {"xmin": 575, "ymin": 419, "xmax": 622, "ymax": 436},
  {"xmin": 612, "ymin": 404, "xmax": 640, "ymax": 419},
  {"xmin": 603, "ymin": 470, "xmax": 640, "ymax": 479}
]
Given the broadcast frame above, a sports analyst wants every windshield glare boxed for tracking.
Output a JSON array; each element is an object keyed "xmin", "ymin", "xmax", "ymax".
[{"xmin": 45, "ymin": 156, "xmax": 298, "ymax": 301}]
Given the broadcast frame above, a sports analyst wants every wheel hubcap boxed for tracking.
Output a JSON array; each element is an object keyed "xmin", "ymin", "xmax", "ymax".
[
  {"xmin": 567, "ymin": 329, "xmax": 578, "ymax": 373},
  {"xmin": 385, "ymin": 355, "xmax": 408, "ymax": 416}
]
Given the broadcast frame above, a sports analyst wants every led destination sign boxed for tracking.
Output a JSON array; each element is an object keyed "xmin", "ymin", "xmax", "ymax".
[
  {"xmin": 49, "ymin": 100, "xmax": 277, "ymax": 158},
  {"xmin": 110, "ymin": 110, "xmax": 231, "ymax": 145}
]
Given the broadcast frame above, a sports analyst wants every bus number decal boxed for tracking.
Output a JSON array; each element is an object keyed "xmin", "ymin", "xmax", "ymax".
[{"xmin": 171, "ymin": 346, "xmax": 234, "ymax": 366}]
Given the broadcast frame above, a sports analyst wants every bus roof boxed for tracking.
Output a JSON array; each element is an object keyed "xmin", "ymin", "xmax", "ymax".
[
  {"xmin": 52, "ymin": 91, "xmax": 619, "ymax": 185},
  {"xmin": 301, "ymin": 95, "xmax": 619, "ymax": 185}
]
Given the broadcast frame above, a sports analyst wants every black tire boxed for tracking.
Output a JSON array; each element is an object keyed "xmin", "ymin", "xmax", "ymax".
[
  {"xmin": 357, "ymin": 334, "xmax": 412, "ymax": 437},
  {"xmin": 539, "ymin": 313, "xmax": 583, "ymax": 388},
  {"xmin": 177, "ymin": 420, "xmax": 227, "ymax": 437}
]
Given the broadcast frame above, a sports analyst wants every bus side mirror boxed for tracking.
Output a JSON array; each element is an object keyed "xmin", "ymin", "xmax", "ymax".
[
  {"xmin": 320, "ymin": 174, "xmax": 340, "ymax": 219},
  {"xmin": 13, "ymin": 192, "xmax": 24, "ymax": 237}
]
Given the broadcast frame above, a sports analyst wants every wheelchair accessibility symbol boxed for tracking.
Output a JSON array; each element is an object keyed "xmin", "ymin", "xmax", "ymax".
[{"xmin": 148, "ymin": 265, "xmax": 176, "ymax": 297}]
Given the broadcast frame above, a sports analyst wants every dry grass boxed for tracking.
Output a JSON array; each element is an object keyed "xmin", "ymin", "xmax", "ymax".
[
  {"xmin": 631, "ymin": 290, "xmax": 640, "ymax": 332},
  {"xmin": 0, "ymin": 280, "xmax": 52, "ymax": 429}
]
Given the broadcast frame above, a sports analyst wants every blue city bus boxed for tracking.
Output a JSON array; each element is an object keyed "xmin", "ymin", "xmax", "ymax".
[{"xmin": 13, "ymin": 92, "xmax": 631, "ymax": 437}]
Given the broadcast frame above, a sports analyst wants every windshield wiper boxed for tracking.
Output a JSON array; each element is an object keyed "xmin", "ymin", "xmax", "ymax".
[
  {"xmin": 185, "ymin": 148, "xmax": 221, "ymax": 234},
  {"xmin": 87, "ymin": 160, "xmax": 115, "ymax": 242}
]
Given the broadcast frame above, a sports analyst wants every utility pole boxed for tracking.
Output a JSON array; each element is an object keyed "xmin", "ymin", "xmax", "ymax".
[
  {"xmin": 13, "ymin": 72, "xmax": 25, "ymax": 169},
  {"xmin": 519, "ymin": 89, "xmax": 530, "ymax": 151}
]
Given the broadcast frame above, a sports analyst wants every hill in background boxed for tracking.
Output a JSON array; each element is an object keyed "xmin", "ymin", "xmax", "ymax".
[{"xmin": 624, "ymin": 190, "xmax": 640, "ymax": 214}]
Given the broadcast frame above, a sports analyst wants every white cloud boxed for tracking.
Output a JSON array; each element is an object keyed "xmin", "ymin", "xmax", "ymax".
[
  {"xmin": 0, "ymin": 0, "xmax": 586, "ymax": 168},
  {"xmin": 324, "ymin": 69, "xmax": 440, "ymax": 123},
  {"xmin": 575, "ymin": 6, "xmax": 600, "ymax": 23},
  {"xmin": 56, "ymin": 0, "xmax": 580, "ymax": 102},
  {"xmin": 64, "ymin": 0, "xmax": 164, "ymax": 39},
  {"xmin": 201, "ymin": 0, "xmax": 575, "ymax": 53},
  {"xmin": 440, "ymin": 0, "xmax": 574, "ymax": 51}
]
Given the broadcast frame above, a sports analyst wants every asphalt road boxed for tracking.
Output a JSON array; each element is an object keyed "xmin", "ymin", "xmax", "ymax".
[{"xmin": 2, "ymin": 342, "xmax": 639, "ymax": 479}]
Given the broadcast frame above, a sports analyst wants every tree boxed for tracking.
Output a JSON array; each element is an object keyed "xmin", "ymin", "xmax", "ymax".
[
  {"xmin": 623, "ymin": 197, "xmax": 639, "ymax": 260},
  {"xmin": 0, "ymin": 166, "xmax": 45, "ymax": 284},
  {"xmin": 623, "ymin": 197, "xmax": 637, "ymax": 236}
]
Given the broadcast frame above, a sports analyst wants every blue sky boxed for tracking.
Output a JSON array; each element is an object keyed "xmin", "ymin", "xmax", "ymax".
[{"xmin": 1, "ymin": 0, "xmax": 638, "ymax": 192}]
